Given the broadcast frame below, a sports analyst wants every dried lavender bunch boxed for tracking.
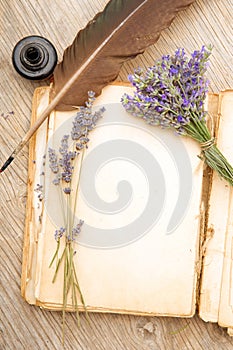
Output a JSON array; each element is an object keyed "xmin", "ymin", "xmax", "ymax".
[
  {"xmin": 48, "ymin": 91, "xmax": 105, "ymax": 336},
  {"xmin": 122, "ymin": 46, "xmax": 233, "ymax": 186}
]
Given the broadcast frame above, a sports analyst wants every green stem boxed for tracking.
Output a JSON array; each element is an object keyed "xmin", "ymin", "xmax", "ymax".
[
  {"xmin": 71, "ymin": 149, "xmax": 85, "ymax": 229},
  {"xmin": 72, "ymin": 275, "xmax": 81, "ymax": 327},
  {"xmin": 72, "ymin": 260, "xmax": 89, "ymax": 322},
  {"xmin": 203, "ymin": 145, "xmax": 233, "ymax": 185},
  {"xmin": 185, "ymin": 117, "xmax": 233, "ymax": 186},
  {"xmin": 58, "ymin": 184, "xmax": 66, "ymax": 224},
  {"xmin": 52, "ymin": 247, "xmax": 66, "ymax": 283},
  {"xmin": 184, "ymin": 115, "xmax": 211, "ymax": 142},
  {"xmin": 49, "ymin": 239, "xmax": 60, "ymax": 268},
  {"xmin": 66, "ymin": 244, "xmax": 74, "ymax": 294}
]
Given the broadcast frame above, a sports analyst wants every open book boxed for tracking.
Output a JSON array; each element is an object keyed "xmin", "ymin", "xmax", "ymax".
[{"xmin": 21, "ymin": 84, "xmax": 233, "ymax": 334}]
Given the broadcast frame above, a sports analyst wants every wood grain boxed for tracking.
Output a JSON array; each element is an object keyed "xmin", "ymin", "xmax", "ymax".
[{"xmin": 0, "ymin": 0, "xmax": 233, "ymax": 349}]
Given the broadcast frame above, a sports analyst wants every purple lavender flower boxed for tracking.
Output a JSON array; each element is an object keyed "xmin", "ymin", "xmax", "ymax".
[
  {"xmin": 122, "ymin": 45, "xmax": 212, "ymax": 135},
  {"xmin": 121, "ymin": 46, "xmax": 233, "ymax": 187},
  {"xmin": 71, "ymin": 91, "xmax": 105, "ymax": 147},
  {"xmin": 67, "ymin": 220, "xmax": 84, "ymax": 242},
  {"xmin": 54, "ymin": 227, "xmax": 66, "ymax": 241},
  {"xmin": 48, "ymin": 91, "xmax": 105, "ymax": 193},
  {"xmin": 48, "ymin": 148, "xmax": 59, "ymax": 173},
  {"xmin": 58, "ymin": 135, "xmax": 75, "ymax": 183},
  {"xmin": 52, "ymin": 177, "xmax": 60, "ymax": 185},
  {"xmin": 1, "ymin": 111, "xmax": 14, "ymax": 120},
  {"xmin": 34, "ymin": 183, "xmax": 43, "ymax": 201},
  {"xmin": 34, "ymin": 183, "xmax": 43, "ymax": 192},
  {"xmin": 63, "ymin": 187, "xmax": 71, "ymax": 194}
]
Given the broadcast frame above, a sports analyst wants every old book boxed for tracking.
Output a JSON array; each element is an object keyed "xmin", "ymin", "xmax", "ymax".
[{"xmin": 21, "ymin": 84, "xmax": 233, "ymax": 334}]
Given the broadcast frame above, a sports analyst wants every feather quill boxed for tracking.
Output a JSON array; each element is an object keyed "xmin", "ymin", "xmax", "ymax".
[
  {"xmin": 52, "ymin": 0, "xmax": 196, "ymax": 110},
  {"xmin": 1, "ymin": 0, "xmax": 196, "ymax": 172}
]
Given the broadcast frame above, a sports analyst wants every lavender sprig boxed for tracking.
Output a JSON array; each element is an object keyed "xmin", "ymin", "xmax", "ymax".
[
  {"xmin": 48, "ymin": 91, "xmax": 105, "ymax": 190},
  {"xmin": 122, "ymin": 46, "xmax": 233, "ymax": 186},
  {"xmin": 67, "ymin": 219, "xmax": 84, "ymax": 242},
  {"xmin": 47, "ymin": 91, "xmax": 105, "ymax": 336}
]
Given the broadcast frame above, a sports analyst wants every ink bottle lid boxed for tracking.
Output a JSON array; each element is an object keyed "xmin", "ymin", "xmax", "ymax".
[{"xmin": 12, "ymin": 35, "xmax": 57, "ymax": 80}]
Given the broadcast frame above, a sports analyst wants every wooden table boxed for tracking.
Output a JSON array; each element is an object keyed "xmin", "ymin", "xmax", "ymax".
[{"xmin": 0, "ymin": 0, "xmax": 233, "ymax": 349}]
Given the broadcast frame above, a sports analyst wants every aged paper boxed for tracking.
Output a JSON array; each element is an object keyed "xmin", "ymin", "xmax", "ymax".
[
  {"xmin": 23, "ymin": 85, "xmax": 204, "ymax": 317},
  {"xmin": 199, "ymin": 91, "xmax": 233, "ymax": 330},
  {"xmin": 216, "ymin": 92, "xmax": 233, "ymax": 330}
]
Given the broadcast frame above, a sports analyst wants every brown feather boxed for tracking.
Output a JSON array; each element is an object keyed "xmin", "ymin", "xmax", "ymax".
[
  {"xmin": 53, "ymin": 0, "xmax": 196, "ymax": 110},
  {"xmin": 0, "ymin": 0, "xmax": 197, "ymax": 172}
]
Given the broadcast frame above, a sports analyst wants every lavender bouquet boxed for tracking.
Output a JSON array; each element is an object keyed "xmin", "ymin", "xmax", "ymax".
[
  {"xmin": 122, "ymin": 46, "xmax": 233, "ymax": 186},
  {"xmin": 47, "ymin": 91, "xmax": 105, "ymax": 337}
]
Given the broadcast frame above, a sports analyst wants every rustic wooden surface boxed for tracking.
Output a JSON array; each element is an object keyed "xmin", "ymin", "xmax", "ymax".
[{"xmin": 0, "ymin": 0, "xmax": 233, "ymax": 349}]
